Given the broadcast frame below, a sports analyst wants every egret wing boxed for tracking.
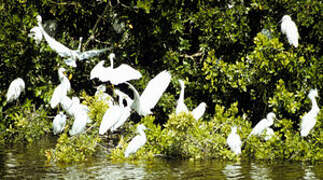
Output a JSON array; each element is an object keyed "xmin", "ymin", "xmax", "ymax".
[
  {"xmin": 140, "ymin": 70, "xmax": 171, "ymax": 111},
  {"xmin": 99, "ymin": 105, "xmax": 122, "ymax": 135},
  {"xmin": 78, "ymin": 48, "xmax": 109, "ymax": 60},
  {"xmin": 192, "ymin": 102, "xmax": 206, "ymax": 120},
  {"xmin": 108, "ymin": 64, "xmax": 142, "ymax": 85}
]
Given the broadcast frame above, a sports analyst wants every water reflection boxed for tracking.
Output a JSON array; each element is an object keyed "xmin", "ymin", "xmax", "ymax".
[{"xmin": 0, "ymin": 140, "xmax": 322, "ymax": 179}]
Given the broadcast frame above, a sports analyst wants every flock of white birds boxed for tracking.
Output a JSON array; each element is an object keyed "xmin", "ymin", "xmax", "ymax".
[{"xmin": 5, "ymin": 14, "xmax": 319, "ymax": 157}]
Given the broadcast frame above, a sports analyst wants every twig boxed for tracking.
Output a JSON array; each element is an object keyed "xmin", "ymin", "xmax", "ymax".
[{"xmin": 179, "ymin": 51, "xmax": 203, "ymax": 61}]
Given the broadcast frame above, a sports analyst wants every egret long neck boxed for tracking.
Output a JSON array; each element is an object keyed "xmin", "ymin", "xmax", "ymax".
[
  {"xmin": 110, "ymin": 56, "xmax": 114, "ymax": 69},
  {"xmin": 310, "ymin": 96, "xmax": 319, "ymax": 112},
  {"xmin": 179, "ymin": 83, "xmax": 185, "ymax": 102}
]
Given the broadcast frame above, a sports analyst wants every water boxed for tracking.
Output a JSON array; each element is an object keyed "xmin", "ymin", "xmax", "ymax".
[{"xmin": 0, "ymin": 137, "xmax": 322, "ymax": 179}]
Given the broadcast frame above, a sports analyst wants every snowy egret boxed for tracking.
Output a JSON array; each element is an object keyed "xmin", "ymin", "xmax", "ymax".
[
  {"xmin": 175, "ymin": 79, "xmax": 206, "ymax": 120},
  {"xmin": 50, "ymin": 68, "xmax": 71, "ymax": 109},
  {"xmin": 249, "ymin": 112, "xmax": 276, "ymax": 138},
  {"xmin": 69, "ymin": 109, "xmax": 88, "ymax": 136},
  {"xmin": 90, "ymin": 53, "xmax": 142, "ymax": 85},
  {"xmin": 191, "ymin": 102, "xmax": 207, "ymax": 121},
  {"xmin": 36, "ymin": 15, "xmax": 108, "ymax": 67},
  {"xmin": 53, "ymin": 112, "xmax": 66, "ymax": 135},
  {"xmin": 281, "ymin": 15, "xmax": 299, "ymax": 48},
  {"xmin": 58, "ymin": 67, "xmax": 71, "ymax": 92},
  {"xmin": 125, "ymin": 70, "xmax": 171, "ymax": 116},
  {"xmin": 300, "ymin": 89, "xmax": 319, "ymax": 137},
  {"xmin": 124, "ymin": 124, "xmax": 148, "ymax": 157},
  {"xmin": 6, "ymin": 78, "xmax": 25, "ymax": 103},
  {"xmin": 227, "ymin": 126, "xmax": 242, "ymax": 155},
  {"xmin": 28, "ymin": 26, "xmax": 43, "ymax": 44},
  {"xmin": 176, "ymin": 79, "xmax": 188, "ymax": 114}
]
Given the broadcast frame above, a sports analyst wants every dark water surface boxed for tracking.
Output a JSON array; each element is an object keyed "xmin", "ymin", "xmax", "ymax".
[{"xmin": 0, "ymin": 136, "xmax": 322, "ymax": 179}]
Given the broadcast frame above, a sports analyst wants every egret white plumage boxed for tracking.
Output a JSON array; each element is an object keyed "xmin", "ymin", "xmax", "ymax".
[
  {"xmin": 264, "ymin": 127, "xmax": 274, "ymax": 141},
  {"xmin": 90, "ymin": 53, "xmax": 142, "ymax": 85},
  {"xmin": 69, "ymin": 109, "xmax": 88, "ymax": 136},
  {"xmin": 124, "ymin": 124, "xmax": 148, "ymax": 157},
  {"xmin": 6, "ymin": 78, "xmax": 25, "ymax": 103},
  {"xmin": 281, "ymin": 15, "xmax": 299, "ymax": 48},
  {"xmin": 191, "ymin": 102, "xmax": 207, "ymax": 121},
  {"xmin": 300, "ymin": 89, "xmax": 319, "ymax": 137},
  {"xmin": 249, "ymin": 112, "xmax": 276, "ymax": 138},
  {"xmin": 176, "ymin": 79, "xmax": 188, "ymax": 114},
  {"xmin": 53, "ymin": 112, "xmax": 67, "ymax": 135},
  {"xmin": 227, "ymin": 126, "xmax": 242, "ymax": 155},
  {"xmin": 36, "ymin": 15, "xmax": 108, "ymax": 67},
  {"xmin": 99, "ymin": 105, "xmax": 123, "ymax": 135},
  {"xmin": 126, "ymin": 70, "xmax": 171, "ymax": 116},
  {"xmin": 58, "ymin": 67, "xmax": 71, "ymax": 92},
  {"xmin": 28, "ymin": 26, "xmax": 43, "ymax": 44},
  {"xmin": 50, "ymin": 68, "xmax": 71, "ymax": 109}
]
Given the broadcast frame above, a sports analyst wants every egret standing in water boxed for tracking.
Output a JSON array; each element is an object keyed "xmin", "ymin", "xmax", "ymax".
[
  {"xmin": 53, "ymin": 112, "xmax": 66, "ymax": 135},
  {"xmin": 126, "ymin": 70, "xmax": 171, "ymax": 116},
  {"xmin": 36, "ymin": 15, "xmax": 108, "ymax": 67},
  {"xmin": 227, "ymin": 126, "xmax": 242, "ymax": 155},
  {"xmin": 6, "ymin": 78, "xmax": 25, "ymax": 103},
  {"xmin": 124, "ymin": 124, "xmax": 148, "ymax": 157},
  {"xmin": 281, "ymin": 15, "xmax": 299, "ymax": 48},
  {"xmin": 249, "ymin": 112, "xmax": 276, "ymax": 138},
  {"xmin": 300, "ymin": 89, "xmax": 319, "ymax": 137},
  {"xmin": 90, "ymin": 53, "xmax": 142, "ymax": 85}
]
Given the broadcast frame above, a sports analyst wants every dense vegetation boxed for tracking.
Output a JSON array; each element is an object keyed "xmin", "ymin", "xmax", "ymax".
[{"xmin": 0, "ymin": 1, "xmax": 322, "ymax": 163}]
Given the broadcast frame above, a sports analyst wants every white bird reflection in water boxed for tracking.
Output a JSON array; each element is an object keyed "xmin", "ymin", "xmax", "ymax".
[
  {"xmin": 303, "ymin": 166, "xmax": 317, "ymax": 180},
  {"xmin": 250, "ymin": 163, "xmax": 272, "ymax": 180},
  {"xmin": 222, "ymin": 163, "xmax": 244, "ymax": 180}
]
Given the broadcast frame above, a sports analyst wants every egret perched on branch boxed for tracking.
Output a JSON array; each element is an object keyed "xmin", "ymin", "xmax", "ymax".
[
  {"xmin": 69, "ymin": 109, "xmax": 88, "ymax": 136},
  {"xmin": 126, "ymin": 70, "xmax": 171, "ymax": 116},
  {"xmin": 249, "ymin": 112, "xmax": 276, "ymax": 138},
  {"xmin": 28, "ymin": 26, "xmax": 43, "ymax": 44},
  {"xmin": 300, "ymin": 89, "xmax": 319, "ymax": 137},
  {"xmin": 227, "ymin": 126, "xmax": 242, "ymax": 155},
  {"xmin": 281, "ymin": 15, "xmax": 299, "ymax": 48},
  {"xmin": 36, "ymin": 15, "xmax": 108, "ymax": 67},
  {"xmin": 50, "ymin": 68, "xmax": 71, "ymax": 108},
  {"xmin": 124, "ymin": 124, "xmax": 148, "ymax": 157},
  {"xmin": 6, "ymin": 78, "xmax": 25, "ymax": 103},
  {"xmin": 53, "ymin": 112, "xmax": 66, "ymax": 135},
  {"xmin": 176, "ymin": 79, "xmax": 188, "ymax": 114},
  {"xmin": 90, "ymin": 53, "xmax": 142, "ymax": 85},
  {"xmin": 175, "ymin": 79, "xmax": 207, "ymax": 120}
]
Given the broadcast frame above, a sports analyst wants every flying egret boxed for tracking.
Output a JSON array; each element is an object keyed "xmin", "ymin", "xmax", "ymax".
[
  {"xmin": 126, "ymin": 70, "xmax": 171, "ymax": 116},
  {"xmin": 53, "ymin": 112, "xmax": 67, "ymax": 135},
  {"xmin": 36, "ymin": 15, "xmax": 108, "ymax": 67},
  {"xmin": 249, "ymin": 112, "xmax": 276, "ymax": 138},
  {"xmin": 6, "ymin": 78, "xmax": 25, "ymax": 103},
  {"xmin": 300, "ymin": 89, "xmax": 319, "ymax": 137},
  {"xmin": 227, "ymin": 126, "xmax": 242, "ymax": 155},
  {"xmin": 124, "ymin": 124, "xmax": 148, "ymax": 157},
  {"xmin": 176, "ymin": 79, "xmax": 189, "ymax": 114},
  {"xmin": 281, "ymin": 15, "xmax": 299, "ymax": 48},
  {"xmin": 90, "ymin": 53, "xmax": 142, "ymax": 85},
  {"xmin": 191, "ymin": 102, "xmax": 207, "ymax": 121},
  {"xmin": 28, "ymin": 26, "xmax": 43, "ymax": 44}
]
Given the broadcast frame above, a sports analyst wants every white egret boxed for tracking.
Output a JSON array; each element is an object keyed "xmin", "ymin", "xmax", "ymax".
[
  {"xmin": 53, "ymin": 112, "xmax": 66, "ymax": 135},
  {"xmin": 60, "ymin": 95, "xmax": 73, "ymax": 112},
  {"xmin": 191, "ymin": 102, "xmax": 207, "ymax": 121},
  {"xmin": 176, "ymin": 79, "xmax": 188, "ymax": 114},
  {"xmin": 90, "ymin": 53, "xmax": 142, "ymax": 85},
  {"xmin": 227, "ymin": 126, "xmax": 242, "ymax": 155},
  {"xmin": 175, "ymin": 79, "xmax": 206, "ymax": 120},
  {"xmin": 126, "ymin": 70, "xmax": 171, "ymax": 116},
  {"xmin": 249, "ymin": 112, "xmax": 276, "ymax": 138},
  {"xmin": 264, "ymin": 127, "xmax": 274, "ymax": 141},
  {"xmin": 28, "ymin": 26, "xmax": 43, "ymax": 44},
  {"xmin": 300, "ymin": 89, "xmax": 319, "ymax": 137},
  {"xmin": 281, "ymin": 15, "xmax": 299, "ymax": 48},
  {"xmin": 124, "ymin": 124, "xmax": 148, "ymax": 157},
  {"xmin": 50, "ymin": 68, "xmax": 71, "ymax": 109},
  {"xmin": 110, "ymin": 89, "xmax": 133, "ymax": 132},
  {"xmin": 99, "ymin": 105, "xmax": 123, "ymax": 135},
  {"xmin": 6, "ymin": 78, "xmax": 25, "ymax": 103},
  {"xmin": 68, "ymin": 97, "xmax": 91, "ymax": 123},
  {"xmin": 36, "ymin": 15, "xmax": 108, "ymax": 67},
  {"xmin": 69, "ymin": 109, "xmax": 88, "ymax": 136}
]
